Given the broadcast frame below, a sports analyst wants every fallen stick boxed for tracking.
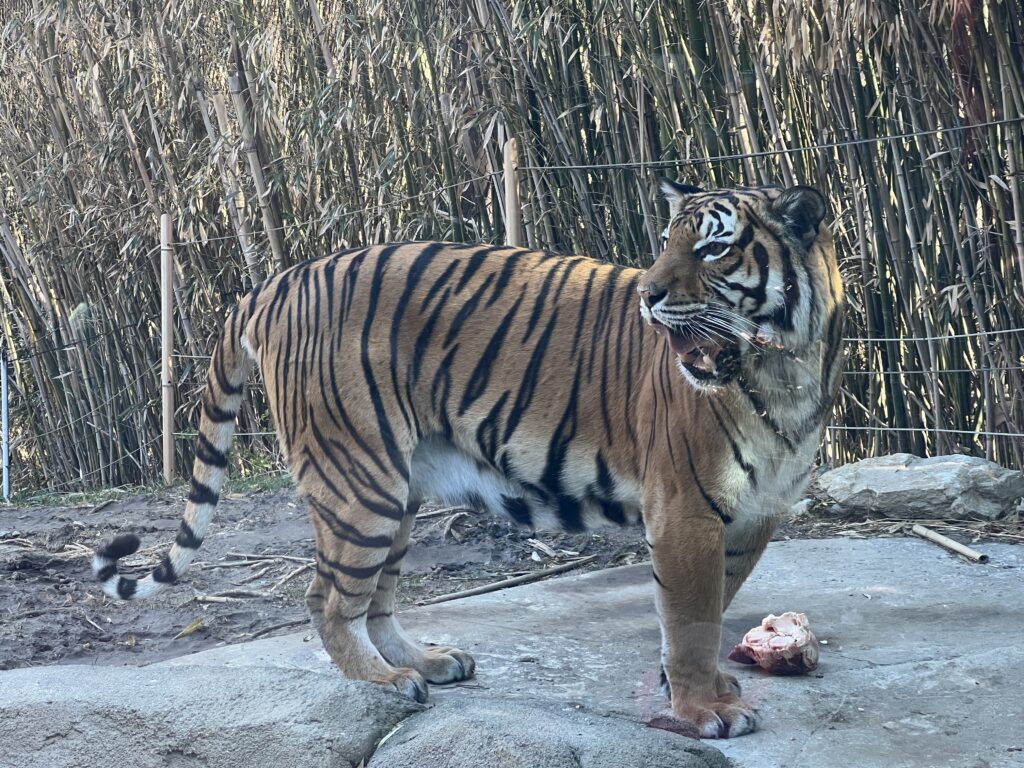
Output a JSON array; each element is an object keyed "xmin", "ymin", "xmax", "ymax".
[
  {"xmin": 194, "ymin": 589, "xmax": 269, "ymax": 603},
  {"xmin": 270, "ymin": 562, "xmax": 314, "ymax": 592},
  {"xmin": 238, "ymin": 565, "xmax": 272, "ymax": 584},
  {"xmin": 226, "ymin": 551, "xmax": 312, "ymax": 564},
  {"xmin": 199, "ymin": 559, "xmax": 271, "ymax": 570},
  {"xmin": 213, "ymin": 588, "xmax": 270, "ymax": 598},
  {"xmin": 81, "ymin": 613, "xmax": 108, "ymax": 636},
  {"xmin": 246, "ymin": 617, "xmax": 309, "ymax": 640},
  {"xmin": 415, "ymin": 506, "xmax": 465, "ymax": 520},
  {"xmin": 911, "ymin": 524, "xmax": 989, "ymax": 563},
  {"xmin": 88, "ymin": 499, "xmax": 115, "ymax": 515},
  {"xmin": 417, "ymin": 555, "xmax": 598, "ymax": 606}
]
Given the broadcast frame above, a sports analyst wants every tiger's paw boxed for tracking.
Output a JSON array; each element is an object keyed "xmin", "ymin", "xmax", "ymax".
[
  {"xmin": 382, "ymin": 668, "xmax": 429, "ymax": 703},
  {"xmin": 649, "ymin": 696, "xmax": 758, "ymax": 739},
  {"xmin": 417, "ymin": 645, "xmax": 476, "ymax": 685},
  {"xmin": 660, "ymin": 668, "xmax": 742, "ymax": 701}
]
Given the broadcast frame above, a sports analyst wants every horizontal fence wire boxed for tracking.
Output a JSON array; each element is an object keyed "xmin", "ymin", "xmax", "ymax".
[
  {"xmin": 38, "ymin": 434, "xmax": 162, "ymax": 493},
  {"xmin": 9, "ymin": 318, "xmax": 160, "ymax": 362},
  {"xmin": 844, "ymin": 367, "xmax": 1023, "ymax": 375},
  {"xmin": 12, "ymin": 362, "xmax": 160, "ymax": 445},
  {"xmin": 166, "ymin": 171, "xmax": 499, "ymax": 248},
  {"xmin": 517, "ymin": 116, "xmax": 1024, "ymax": 172},
  {"xmin": 827, "ymin": 425, "xmax": 1024, "ymax": 439},
  {"xmin": 173, "ymin": 431, "xmax": 276, "ymax": 438},
  {"xmin": 844, "ymin": 327, "xmax": 1024, "ymax": 343}
]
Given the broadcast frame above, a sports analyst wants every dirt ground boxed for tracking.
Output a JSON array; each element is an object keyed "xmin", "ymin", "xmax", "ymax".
[{"xmin": 1, "ymin": 485, "xmax": 1019, "ymax": 671}]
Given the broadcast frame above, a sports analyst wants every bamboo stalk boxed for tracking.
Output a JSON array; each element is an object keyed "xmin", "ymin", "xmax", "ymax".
[{"xmin": 228, "ymin": 74, "xmax": 286, "ymax": 270}]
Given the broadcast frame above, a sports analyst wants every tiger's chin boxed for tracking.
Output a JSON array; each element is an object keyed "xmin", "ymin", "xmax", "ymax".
[{"xmin": 649, "ymin": 319, "xmax": 742, "ymax": 388}]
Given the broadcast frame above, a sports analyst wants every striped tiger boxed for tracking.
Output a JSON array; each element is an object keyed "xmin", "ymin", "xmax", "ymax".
[{"xmin": 94, "ymin": 182, "xmax": 844, "ymax": 739}]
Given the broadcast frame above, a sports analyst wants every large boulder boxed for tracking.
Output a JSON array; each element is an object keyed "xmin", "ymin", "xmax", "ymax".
[
  {"xmin": 816, "ymin": 453, "xmax": 1024, "ymax": 520},
  {"xmin": 0, "ymin": 664, "xmax": 422, "ymax": 768},
  {"xmin": 367, "ymin": 698, "xmax": 729, "ymax": 768}
]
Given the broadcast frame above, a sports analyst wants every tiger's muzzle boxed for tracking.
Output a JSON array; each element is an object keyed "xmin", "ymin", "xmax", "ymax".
[{"xmin": 646, "ymin": 316, "xmax": 742, "ymax": 384}]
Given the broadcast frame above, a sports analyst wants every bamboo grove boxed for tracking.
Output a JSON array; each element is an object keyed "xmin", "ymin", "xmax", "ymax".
[{"xmin": 1, "ymin": 0, "xmax": 1022, "ymax": 491}]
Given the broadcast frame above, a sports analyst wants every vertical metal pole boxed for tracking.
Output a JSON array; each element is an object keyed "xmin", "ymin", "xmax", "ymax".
[
  {"xmin": 160, "ymin": 214, "xmax": 175, "ymax": 485},
  {"xmin": 1, "ymin": 351, "xmax": 10, "ymax": 501},
  {"xmin": 503, "ymin": 137, "xmax": 522, "ymax": 248}
]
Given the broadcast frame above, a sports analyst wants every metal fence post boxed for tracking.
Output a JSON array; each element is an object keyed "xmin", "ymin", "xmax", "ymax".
[
  {"xmin": 160, "ymin": 214, "xmax": 175, "ymax": 484},
  {"xmin": 2, "ymin": 351, "xmax": 10, "ymax": 500}
]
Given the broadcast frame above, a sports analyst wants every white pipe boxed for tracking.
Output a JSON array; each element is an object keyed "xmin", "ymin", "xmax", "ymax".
[{"xmin": 2, "ymin": 353, "xmax": 10, "ymax": 500}]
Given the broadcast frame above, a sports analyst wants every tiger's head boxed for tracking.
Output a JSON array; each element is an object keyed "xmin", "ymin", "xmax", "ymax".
[{"xmin": 638, "ymin": 182, "xmax": 841, "ymax": 390}]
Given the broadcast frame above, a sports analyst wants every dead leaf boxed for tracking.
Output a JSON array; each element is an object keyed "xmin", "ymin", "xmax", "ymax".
[{"xmin": 173, "ymin": 617, "xmax": 205, "ymax": 639}]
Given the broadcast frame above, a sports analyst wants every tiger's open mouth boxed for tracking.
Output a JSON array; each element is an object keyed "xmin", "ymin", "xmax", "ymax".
[{"xmin": 649, "ymin": 319, "xmax": 739, "ymax": 380}]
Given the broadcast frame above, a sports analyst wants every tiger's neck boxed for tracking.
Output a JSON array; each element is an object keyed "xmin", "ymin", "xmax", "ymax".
[{"xmin": 632, "ymin": 328, "xmax": 835, "ymax": 493}]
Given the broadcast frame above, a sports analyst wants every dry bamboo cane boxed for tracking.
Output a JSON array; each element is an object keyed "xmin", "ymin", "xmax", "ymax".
[
  {"xmin": 306, "ymin": 0, "xmax": 335, "ymax": 78},
  {"xmin": 228, "ymin": 74, "xmax": 286, "ymax": 270},
  {"xmin": 209, "ymin": 93, "xmax": 263, "ymax": 287}
]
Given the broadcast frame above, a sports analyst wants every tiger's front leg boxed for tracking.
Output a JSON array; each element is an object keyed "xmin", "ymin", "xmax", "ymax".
[{"xmin": 645, "ymin": 500, "xmax": 758, "ymax": 739}]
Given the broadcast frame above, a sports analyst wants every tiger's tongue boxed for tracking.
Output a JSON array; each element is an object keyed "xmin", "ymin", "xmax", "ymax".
[{"xmin": 652, "ymin": 325, "xmax": 723, "ymax": 372}]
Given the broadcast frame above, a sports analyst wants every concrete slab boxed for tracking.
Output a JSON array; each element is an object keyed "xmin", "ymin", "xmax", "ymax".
[
  {"xmin": 2, "ymin": 537, "xmax": 1021, "ymax": 767},
  {"xmin": 157, "ymin": 537, "xmax": 1024, "ymax": 767},
  {"xmin": 405, "ymin": 538, "xmax": 1024, "ymax": 768}
]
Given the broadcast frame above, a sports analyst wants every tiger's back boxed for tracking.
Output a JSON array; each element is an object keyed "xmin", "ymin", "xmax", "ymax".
[{"xmin": 245, "ymin": 242, "xmax": 650, "ymax": 532}]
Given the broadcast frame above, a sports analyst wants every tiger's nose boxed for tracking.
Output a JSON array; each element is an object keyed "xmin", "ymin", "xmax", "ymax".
[{"xmin": 638, "ymin": 287, "xmax": 668, "ymax": 309}]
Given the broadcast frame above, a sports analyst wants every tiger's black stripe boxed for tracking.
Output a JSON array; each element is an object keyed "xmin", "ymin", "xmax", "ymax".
[
  {"xmin": 195, "ymin": 433, "xmax": 228, "ymax": 469},
  {"xmin": 175, "ymin": 520, "xmax": 202, "ymax": 549},
  {"xmin": 459, "ymin": 291, "xmax": 525, "ymax": 416},
  {"xmin": 680, "ymin": 433, "xmax": 733, "ymax": 525},
  {"xmin": 359, "ymin": 244, "xmax": 409, "ymax": 481},
  {"xmin": 188, "ymin": 478, "xmax": 219, "ymax": 506},
  {"xmin": 203, "ymin": 400, "xmax": 236, "ymax": 423}
]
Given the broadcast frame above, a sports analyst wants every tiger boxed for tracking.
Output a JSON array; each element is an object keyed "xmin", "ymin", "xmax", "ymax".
[{"xmin": 93, "ymin": 182, "xmax": 844, "ymax": 739}]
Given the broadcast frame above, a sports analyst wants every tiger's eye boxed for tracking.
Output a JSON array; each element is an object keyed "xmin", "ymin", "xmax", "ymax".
[{"xmin": 696, "ymin": 242, "xmax": 730, "ymax": 261}]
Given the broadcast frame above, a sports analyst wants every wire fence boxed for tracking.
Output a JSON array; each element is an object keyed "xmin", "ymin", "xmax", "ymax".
[
  {"xmin": 516, "ymin": 116, "xmax": 1024, "ymax": 173},
  {"xmin": 2, "ymin": 0, "xmax": 1022, "ymax": 493},
  {"xmin": 5, "ymin": 154, "xmax": 1023, "ymax": 493}
]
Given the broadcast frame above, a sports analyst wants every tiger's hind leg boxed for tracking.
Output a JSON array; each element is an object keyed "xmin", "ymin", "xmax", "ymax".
[
  {"xmin": 304, "ymin": 490, "xmax": 428, "ymax": 703},
  {"xmin": 366, "ymin": 502, "xmax": 476, "ymax": 684}
]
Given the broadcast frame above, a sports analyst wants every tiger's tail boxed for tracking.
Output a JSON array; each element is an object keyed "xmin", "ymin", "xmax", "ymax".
[{"xmin": 93, "ymin": 304, "xmax": 254, "ymax": 600}]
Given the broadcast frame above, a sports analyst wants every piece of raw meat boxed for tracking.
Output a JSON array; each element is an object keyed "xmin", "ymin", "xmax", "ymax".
[{"xmin": 728, "ymin": 612, "xmax": 820, "ymax": 675}]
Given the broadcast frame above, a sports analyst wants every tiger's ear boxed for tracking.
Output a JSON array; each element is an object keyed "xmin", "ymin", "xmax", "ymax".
[
  {"xmin": 769, "ymin": 186, "xmax": 827, "ymax": 248},
  {"xmin": 660, "ymin": 179, "xmax": 702, "ymax": 216}
]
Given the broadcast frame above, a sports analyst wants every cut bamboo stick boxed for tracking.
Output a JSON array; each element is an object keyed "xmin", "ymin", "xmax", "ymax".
[
  {"xmin": 911, "ymin": 524, "xmax": 989, "ymax": 564},
  {"xmin": 503, "ymin": 137, "xmax": 522, "ymax": 248}
]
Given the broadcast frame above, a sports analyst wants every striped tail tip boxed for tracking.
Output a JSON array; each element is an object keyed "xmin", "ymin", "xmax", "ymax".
[{"xmin": 92, "ymin": 533, "xmax": 143, "ymax": 600}]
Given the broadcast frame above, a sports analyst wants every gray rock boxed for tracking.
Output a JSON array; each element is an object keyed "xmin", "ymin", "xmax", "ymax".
[
  {"xmin": 0, "ymin": 664, "xmax": 421, "ymax": 768},
  {"xmin": 367, "ymin": 699, "xmax": 729, "ymax": 768},
  {"xmin": 817, "ymin": 453, "xmax": 1024, "ymax": 519}
]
